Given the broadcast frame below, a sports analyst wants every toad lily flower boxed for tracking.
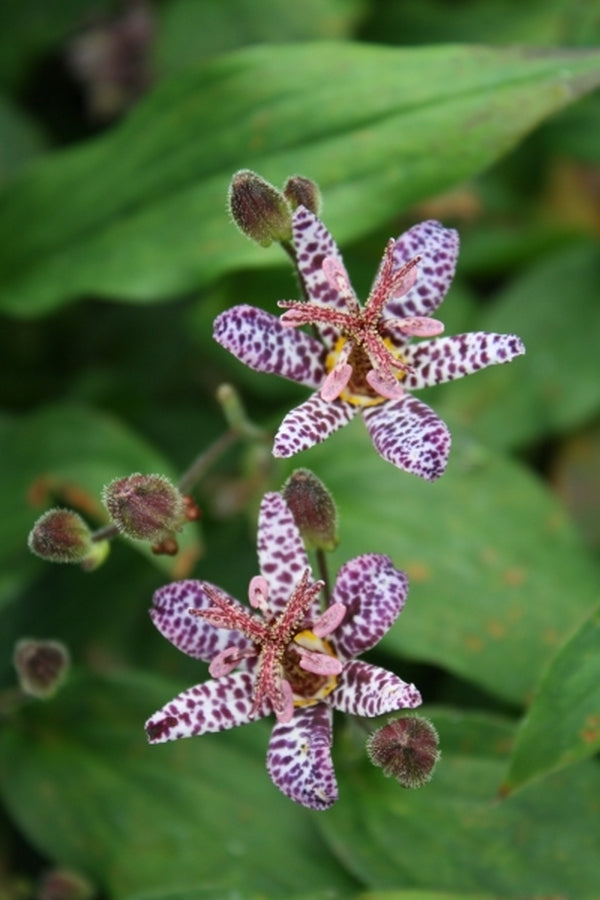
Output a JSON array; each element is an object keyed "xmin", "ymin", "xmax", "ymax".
[
  {"xmin": 145, "ymin": 492, "xmax": 421, "ymax": 810},
  {"xmin": 214, "ymin": 207, "xmax": 525, "ymax": 480}
]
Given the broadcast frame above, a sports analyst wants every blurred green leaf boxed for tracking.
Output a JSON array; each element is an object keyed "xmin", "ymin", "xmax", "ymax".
[
  {"xmin": 0, "ymin": 669, "xmax": 357, "ymax": 899},
  {"xmin": 156, "ymin": 0, "xmax": 366, "ymax": 76},
  {"xmin": 2, "ymin": 43, "xmax": 600, "ymax": 315},
  {"xmin": 503, "ymin": 601, "xmax": 600, "ymax": 793},
  {"xmin": 1, "ymin": 404, "xmax": 203, "ymax": 581},
  {"xmin": 319, "ymin": 708, "xmax": 600, "ymax": 895},
  {"xmin": 276, "ymin": 417, "xmax": 599, "ymax": 704},
  {"xmin": 436, "ymin": 243, "xmax": 600, "ymax": 449},
  {"xmin": 552, "ymin": 425, "xmax": 600, "ymax": 550},
  {"xmin": 0, "ymin": 95, "xmax": 46, "ymax": 179}
]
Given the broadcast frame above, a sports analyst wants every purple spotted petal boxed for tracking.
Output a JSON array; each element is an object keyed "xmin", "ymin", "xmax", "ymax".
[
  {"xmin": 257, "ymin": 493, "xmax": 312, "ymax": 615},
  {"xmin": 273, "ymin": 393, "xmax": 357, "ymax": 458},
  {"xmin": 292, "ymin": 206, "xmax": 346, "ymax": 312},
  {"xmin": 403, "ymin": 332, "xmax": 526, "ymax": 388},
  {"xmin": 362, "ymin": 395, "xmax": 450, "ymax": 481},
  {"xmin": 150, "ymin": 580, "xmax": 253, "ymax": 662},
  {"xmin": 266, "ymin": 704, "xmax": 337, "ymax": 810},
  {"xmin": 383, "ymin": 220, "xmax": 459, "ymax": 319},
  {"xmin": 145, "ymin": 670, "xmax": 270, "ymax": 743},
  {"xmin": 332, "ymin": 554, "xmax": 408, "ymax": 660},
  {"xmin": 213, "ymin": 304, "xmax": 325, "ymax": 389},
  {"xmin": 332, "ymin": 661, "xmax": 422, "ymax": 717}
]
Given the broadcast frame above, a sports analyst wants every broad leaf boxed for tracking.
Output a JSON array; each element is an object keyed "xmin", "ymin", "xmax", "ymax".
[
  {"xmin": 0, "ymin": 670, "xmax": 356, "ymax": 899},
  {"xmin": 503, "ymin": 601, "xmax": 600, "ymax": 792},
  {"xmin": 318, "ymin": 708, "xmax": 600, "ymax": 895},
  {"xmin": 2, "ymin": 44, "xmax": 600, "ymax": 315}
]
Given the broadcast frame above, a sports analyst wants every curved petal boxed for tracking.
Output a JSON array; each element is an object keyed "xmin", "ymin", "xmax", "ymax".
[
  {"xmin": 213, "ymin": 304, "xmax": 325, "ymax": 389},
  {"xmin": 332, "ymin": 554, "xmax": 408, "ymax": 660},
  {"xmin": 362, "ymin": 396, "xmax": 450, "ymax": 481},
  {"xmin": 384, "ymin": 220, "xmax": 459, "ymax": 319},
  {"xmin": 256, "ymin": 492, "xmax": 312, "ymax": 616},
  {"xmin": 403, "ymin": 332, "xmax": 526, "ymax": 388},
  {"xmin": 266, "ymin": 704, "xmax": 338, "ymax": 810},
  {"xmin": 150, "ymin": 580, "xmax": 253, "ymax": 662},
  {"xmin": 273, "ymin": 393, "xmax": 356, "ymax": 458},
  {"xmin": 332, "ymin": 661, "xmax": 421, "ymax": 717},
  {"xmin": 145, "ymin": 670, "xmax": 269, "ymax": 743}
]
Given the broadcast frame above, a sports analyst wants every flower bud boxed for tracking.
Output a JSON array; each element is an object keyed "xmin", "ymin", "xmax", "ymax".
[
  {"xmin": 13, "ymin": 638, "xmax": 70, "ymax": 699},
  {"xmin": 283, "ymin": 175, "xmax": 322, "ymax": 216},
  {"xmin": 282, "ymin": 469, "xmax": 338, "ymax": 551},
  {"xmin": 38, "ymin": 868, "xmax": 95, "ymax": 900},
  {"xmin": 367, "ymin": 715, "xmax": 440, "ymax": 788},
  {"xmin": 102, "ymin": 473, "xmax": 185, "ymax": 542},
  {"xmin": 28, "ymin": 508, "xmax": 93, "ymax": 564},
  {"xmin": 228, "ymin": 169, "xmax": 292, "ymax": 246}
]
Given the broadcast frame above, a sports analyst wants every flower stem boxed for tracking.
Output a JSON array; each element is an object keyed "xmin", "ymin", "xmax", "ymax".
[{"xmin": 315, "ymin": 547, "xmax": 332, "ymax": 608}]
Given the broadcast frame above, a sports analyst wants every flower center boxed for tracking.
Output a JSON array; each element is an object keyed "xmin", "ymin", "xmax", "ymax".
[
  {"xmin": 325, "ymin": 336, "xmax": 409, "ymax": 407},
  {"xmin": 283, "ymin": 630, "xmax": 339, "ymax": 705}
]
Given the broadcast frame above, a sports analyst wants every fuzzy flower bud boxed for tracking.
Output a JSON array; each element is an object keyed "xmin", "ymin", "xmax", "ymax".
[
  {"xmin": 283, "ymin": 175, "xmax": 322, "ymax": 215},
  {"xmin": 13, "ymin": 638, "xmax": 70, "ymax": 699},
  {"xmin": 38, "ymin": 868, "xmax": 95, "ymax": 900},
  {"xmin": 282, "ymin": 468, "xmax": 338, "ymax": 551},
  {"xmin": 102, "ymin": 473, "xmax": 185, "ymax": 543},
  {"xmin": 28, "ymin": 508, "xmax": 93, "ymax": 564},
  {"xmin": 228, "ymin": 169, "xmax": 292, "ymax": 246},
  {"xmin": 367, "ymin": 715, "xmax": 440, "ymax": 788}
]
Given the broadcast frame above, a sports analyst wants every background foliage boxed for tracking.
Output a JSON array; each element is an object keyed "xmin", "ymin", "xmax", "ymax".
[{"xmin": 1, "ymin": 1, "xmax": 599, "ymax": 898}]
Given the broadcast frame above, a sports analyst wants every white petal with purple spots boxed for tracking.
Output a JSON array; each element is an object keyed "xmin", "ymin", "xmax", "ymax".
[
  {"xmin": 267, "ymin": 704, "xmax": 337, "ymax": 810},
  {"xmin": 213, "ymin": 304, "xmax": 325, "ymax": 389},
  {"xmin": 332, "ymin": 661, "xmax": 422, "ymax": 717},
  {"xmin": 332, "ymin": 554, "xmax": 408, "ymax": 660},
  {"xmin": 150, "ymin": 580, "xmax": 253, "ymax": 662},
  {"xmin": 273, "ymin": 392, "xmax": 357, "ymax": 458},
  {"xmin": 362, "ymin": 395, "xmax": 451, "ymax": 481},
  {"xmin": 145, "ymin": 670, "xmax": 270, "ymax": 743},
  {"xmin": 403, "ymin": 332, "xmax": 526, "ymax": 389},
  {"xmin": 256, "ymin": 493, "xmax": 312, "ymax": 616},
  {"xmin": 383, "ymin": 220, "xmax": 459, "ymax": 319}
]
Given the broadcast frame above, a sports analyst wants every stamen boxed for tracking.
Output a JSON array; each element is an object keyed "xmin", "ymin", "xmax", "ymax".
[
  {"xmin": 248, "ymin": 574, "xmax": 270, "ymax": 614},
  {"xmin": 322, "ymin": 257, "xmax": 360, "ymax": 314},
  {"xmin": 296, "ymin": 646, "xmax": 343, "ymax": 676},
  {"xmin": 366, "ymin": 369, "xmax": 405, "ymax": 401},
  {"xmin": 209, "ymin": 646, "xmax": 255, "ymax": 677},
  {"xmin": 388, "ymin": 316, "xmax": 445, "ymax": 337},
  {"xmin": 312, "ymin": 602, "xmax": 346, "ymax": 638}
]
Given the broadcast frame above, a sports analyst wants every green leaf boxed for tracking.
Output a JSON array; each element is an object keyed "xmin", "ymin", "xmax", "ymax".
[
  {"xmin": 0, "ymin": 669, "xmax": 357, "ymax": 899},
  {"xmin": 1, "ymin": 404, "xmax": 203, "ymax": 580},
  {"xmin": 318, "ymin": 709, "xmax": 600, "ymax": 895},
  {"xmin": 2, "ymin": 43, "xmax": 600, "ymax": 315},
  {"xmin": 436, "ymin": 243, "xmax": 600, "ymax": 449},
  {"xmin": 276, "ymin": 418, "xmax": 599, "ymax": 704},
  {"xmin": 503, "ymin": 601, "xmax": 600, "ymax": 793}
]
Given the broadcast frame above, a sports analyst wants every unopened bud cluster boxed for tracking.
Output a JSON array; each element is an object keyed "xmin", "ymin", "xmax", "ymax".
[
  {"xmin": 229, "ymin": 170, "xmax": 321, "ymax": 247},
  {"xmin": 282, "ymin": 468, "xmax": 338, "ymax": 552},
  {"xmin": 13, "ymin": 638, "xmax": 70, "ymax": 699},
  {"xmin": 367, "ymin": 715, "xmax": 440, "ymax": 788}
]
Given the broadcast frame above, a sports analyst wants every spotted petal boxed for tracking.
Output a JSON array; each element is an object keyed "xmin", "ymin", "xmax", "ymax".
[
  {"xmin": 362, "ymin": 395, "xmax": 451, "ymax": 480},
  {"xmin": 384, "ymin": 220, "xmax": 459, "ymax": 319},
  {"xmin": 332, "ymin": 554, "xmax": 408, "ymax": 660},
  {"xmin": 150, "ymin": 580, "xmax": 253, "ymax": 662},
  {"xmin": 257, "ymin": 492, "xmax": 312, "ymax": 616},
  {"xmin": 145, "ymin": 670, "xmax": 270, "ymax": 744},
  {"xmin": 266, "ymin": 704, "xmax": 337, "ymax": 810},
  {"xmin": 213, "ymin": 304, "xmax": 325, "ymax": 389},
  {"xmin": 403, "ymin": 332, "xmax": 526, "ymax": 388},
  {"xmin": 332, "ymin": 661, "xmax": 422, "ymax": 717},
  {"xmin": 273, "ymin": 392, "xmax": 357, "ymax": 458}
]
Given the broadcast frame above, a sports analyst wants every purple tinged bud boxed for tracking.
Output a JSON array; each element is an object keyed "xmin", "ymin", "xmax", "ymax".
[
  {"xmin": 367, "ymin": 715, "xmax": 440, "ymax": 788},
  {"xmin": 28, "ymin": 508, "xmax": 93, "ymax": 563},
  {"xmin": 13, "ymin": 638, "xmax": 70, "ymax": 699},
  {"xmin": 282, "ymin": 468, "xmax": 338, "ymax": 551},
  {"xmin": 38, "ymin": 868, "xmax": 95, "ymax": 900},
  {"xmin": 283, "ymin": 174, "xmax": 322, "ymax": 215},
  {"xmin": 228, "ymin": 169, "xmax": 292, "ymax": 246},
  {"xmin": 102, "ymin": 473, "xmax": 185, "ymax": 542}
]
